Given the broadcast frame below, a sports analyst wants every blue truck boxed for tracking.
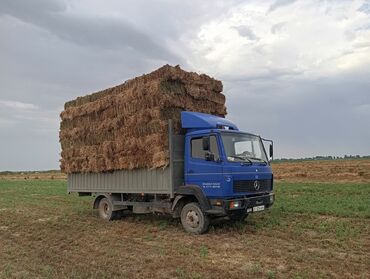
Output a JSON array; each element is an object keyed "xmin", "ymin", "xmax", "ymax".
[{"xmin": 68, "ymin": 111, "xmax": 274, "ymax": 234}]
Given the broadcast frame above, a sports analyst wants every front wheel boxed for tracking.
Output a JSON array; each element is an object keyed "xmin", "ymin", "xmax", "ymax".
[{"xmin": 180, "ymin": 202, "xmax": 210, "ymax": 234}]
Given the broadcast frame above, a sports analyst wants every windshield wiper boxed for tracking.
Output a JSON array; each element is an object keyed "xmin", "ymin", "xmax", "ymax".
[
  {"xmin": 246, "ymin": 157, "xmax": 268, "ymax": 165},
  {"xmin": 229, "ymin": 155, "xmax": 252, "ymax": 165}
]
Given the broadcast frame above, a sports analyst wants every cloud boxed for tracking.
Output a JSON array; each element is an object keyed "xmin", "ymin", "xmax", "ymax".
[
  {"xmin": 0, "ymin": 100, "xmax": 38, "ymax": 110},
  {"xmin": 224, "ymin": 65, "xmax": 370, "ymax": 158},
  {"xmin": 268, "ymin": 0, "xmax": 297, "ymax": 13},
  {"xmin": 185, "ymin": 0, "xmax": 370, "ymax": 79},
  {"xmin": 182, "ymin": 0, "xmax": 370, "ymax": 158},
  {"xmin": 0, "ymin": 98, "xmax": 59, "ymax": 170},
  {"xmin": 358, "ymin": 1, "xmax": 370, "ymax": 14},
  {"xmin": 354, "ymin": 103, "xmax": 370, "ymax": 116},
  {"xmin": 0, "ymin": 0, "xmax": 370, "ymax": 170},
  {"xmin": 0, "ymin": 0, "xmax": 179, "ymax": 61},
  {"xmin": 233, "ymin": 25, "xmax": 259, "ymax": 40},
  {"xmin": 270, "ymin": 22, "xmax": 286, "ymax": 34},
  {"xmin": 0, "ymin": 99, "xmax": 56, "ymax": 126}
]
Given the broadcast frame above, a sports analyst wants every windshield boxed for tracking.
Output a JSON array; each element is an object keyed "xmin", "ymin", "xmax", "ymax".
[{"xmin": 221, "ymin": 133, "xmax": 268, "ymax": 163}]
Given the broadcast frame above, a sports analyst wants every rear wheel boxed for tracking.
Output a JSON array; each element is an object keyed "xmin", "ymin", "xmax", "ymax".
[
  {"xmin": 180, "ymin": 202, "xmax": 210, "ymax": 234},
  {"xmin": 98, "ymin": 197, "xmax": 120, "ymax": 220}
]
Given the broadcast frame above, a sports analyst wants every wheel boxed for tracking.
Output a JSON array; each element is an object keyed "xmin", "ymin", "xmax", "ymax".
[
  {"xmin": 98, "ymin": 197, "xmax": 120, "ymax": 220},
  {"xmin": 180, "ymin": 202, "xmax": 210, "ymax": 234}
]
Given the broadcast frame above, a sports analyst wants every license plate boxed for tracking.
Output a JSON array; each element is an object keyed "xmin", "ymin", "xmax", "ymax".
[{"xmin": 253, "ymin": 205, "xmax": 265, "ymax": 212}]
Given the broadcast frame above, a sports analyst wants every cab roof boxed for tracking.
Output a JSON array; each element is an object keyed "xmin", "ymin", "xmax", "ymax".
[{"xmin": 181, "ymin": 111, "xmax": 238, "ymax": 131}]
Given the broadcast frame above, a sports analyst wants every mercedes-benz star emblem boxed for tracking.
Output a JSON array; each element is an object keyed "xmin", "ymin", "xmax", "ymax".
[{"xmin": 254, "ymin": 180, "xmax": 260, "ymax": 191}]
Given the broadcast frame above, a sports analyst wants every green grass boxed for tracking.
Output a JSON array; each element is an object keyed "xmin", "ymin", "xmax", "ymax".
[
  {"xmin": 275, "ymin": 182, "xmax": 370, "ymax": 217},
  {"xmin": 238, "ymin": 182, "xmax": 369, "ymax": 247},
  {"xmin": 0, "ymin": 180, "xmax": 369, "ymax": 237},
  {"xmin": 1, "ymin": 180, "xmax": 368, "ymax": 216},
  {"xmin": 0, "ymin": 179, "xmax": 91, "ymax": 210},
  {"xmin": 199, "ymin": 245, "xmax": 209, "ymax": 258},
  {"xmin": 0, "ymin": 180, "xmax": 369, "ymax": 278}
]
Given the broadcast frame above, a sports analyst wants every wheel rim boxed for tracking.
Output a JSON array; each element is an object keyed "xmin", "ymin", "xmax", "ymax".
[
  {"xmin": 101, "ymin": 201, "xmax": 109, "ymax": 218},
  {"xmin": 185, "ymin": 210, "xmax": 200, "ymax": 228}
]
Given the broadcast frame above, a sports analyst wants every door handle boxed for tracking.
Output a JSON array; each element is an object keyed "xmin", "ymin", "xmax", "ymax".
[{"xmin": 188, "ymin": 170, "xmax": 194, "ymax": 173}]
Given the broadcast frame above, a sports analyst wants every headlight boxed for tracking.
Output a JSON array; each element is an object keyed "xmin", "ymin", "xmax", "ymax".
[
  {"xmin": 270, "ymin": 195, "xmax": 274, "ymax": 203},
  {"xmin": 210, "ymin": 199, "xmax": 223, "ymax": 206},
  {"xmin": 229, "ymin": 200, "xmax": 241, "ymax": 209}
]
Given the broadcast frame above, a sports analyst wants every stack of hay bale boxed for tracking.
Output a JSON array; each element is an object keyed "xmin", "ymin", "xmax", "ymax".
[{"xmin": 60, "ymin": 65, "xmax": 227, "ymax": 173}]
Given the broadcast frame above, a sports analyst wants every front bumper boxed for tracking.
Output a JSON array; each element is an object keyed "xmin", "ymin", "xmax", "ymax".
[{"xmin": 206, "ymin": 192, "xmax": 275, "ymax": 216}]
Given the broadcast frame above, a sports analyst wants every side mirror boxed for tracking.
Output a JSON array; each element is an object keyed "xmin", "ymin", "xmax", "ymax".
[
  {"xmin": 269, "ymin": 144, "xmax": 273, "ymax": 159},
  {"xmin": 203, "ymin": 137, "xmax": 210, "ymax": 151},
  {"xmin": 205, "ymin": 151, "xmax": 215, "ymax": 161}
]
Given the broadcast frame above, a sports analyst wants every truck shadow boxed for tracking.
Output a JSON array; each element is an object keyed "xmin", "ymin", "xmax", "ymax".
[{"xmin": 92, "ymin": 210, "xmax": 256, "ymax": 235}]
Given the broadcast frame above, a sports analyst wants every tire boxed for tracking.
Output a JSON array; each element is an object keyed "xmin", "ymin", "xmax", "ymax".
[
  {"xmin": 180, "ymin": 202, "xmax": 210, "ymax": 234},
  {"xmin": 98, "ymin": 197, "xmax": 120, "ymax": 221}
]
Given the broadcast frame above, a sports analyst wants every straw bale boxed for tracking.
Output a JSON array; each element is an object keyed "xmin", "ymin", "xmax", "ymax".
[{"xmin": 60, "ymin": 65, "xmax": 226, "ymax": 173}]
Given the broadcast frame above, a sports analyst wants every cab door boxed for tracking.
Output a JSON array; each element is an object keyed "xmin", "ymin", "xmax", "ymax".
[{"xmin": 185, "ymin": 134, "xmax": 224, "ymax": 197}]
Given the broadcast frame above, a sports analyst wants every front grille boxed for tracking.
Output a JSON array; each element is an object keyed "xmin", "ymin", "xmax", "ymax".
[{"xmin": 233, "ymin": 179, "xmax": 272, "ymax": 193}]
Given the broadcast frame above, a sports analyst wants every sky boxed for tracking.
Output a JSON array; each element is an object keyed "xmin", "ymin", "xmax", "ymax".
[{"xmin": 0, "ymin": 0, "xmax": 370, "ymax": 171}]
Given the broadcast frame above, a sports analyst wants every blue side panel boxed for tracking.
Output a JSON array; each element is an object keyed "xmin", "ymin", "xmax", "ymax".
[
  {"xmin": 181, "ymin": 111, "xmax": 238, "ymax": 131},
  {"xmin": 186, "ymin": 158, "xmax": 224, "ymax": 197}
]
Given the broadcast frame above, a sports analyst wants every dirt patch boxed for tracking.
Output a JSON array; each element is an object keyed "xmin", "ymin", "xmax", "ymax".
[
  {"xmin": 0, "ymin": 171, "xmax": 66, "ymax": 181},
  {"xmin": 59, "ymin": 65, "xmax": 226, "ymax": 173},
  {"xmin": 272, "ymin": 159, "xmax": 370, "ymax": 183}
]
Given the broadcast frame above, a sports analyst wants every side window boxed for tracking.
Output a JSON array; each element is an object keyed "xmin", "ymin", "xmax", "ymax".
[
  {"xmin": 191, "ymin": 135, "xmax": 220, "ymax": 161},
  {"xmin": 191, "ymin": 138, "xmax": 204, "ymax": 159},
  {"xmin": 210, "ymin": 135, "xmax": 220, "ymax": 161}
]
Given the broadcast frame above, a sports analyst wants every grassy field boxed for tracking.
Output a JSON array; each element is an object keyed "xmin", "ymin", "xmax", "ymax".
[{"xmin": 0, "ymin": 179, "xmax": 369, "ymax": 279}]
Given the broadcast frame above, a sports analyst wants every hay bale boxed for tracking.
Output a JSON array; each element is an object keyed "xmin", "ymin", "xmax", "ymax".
[{"xmin": 60, "ymin": 65, "xmax": 226, "ymax": 173}]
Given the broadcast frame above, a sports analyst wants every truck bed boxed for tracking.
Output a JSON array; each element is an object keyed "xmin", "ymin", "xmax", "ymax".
[{"xmin": 67, "ymin": 121, "xmax": 184, "ymax": 197}]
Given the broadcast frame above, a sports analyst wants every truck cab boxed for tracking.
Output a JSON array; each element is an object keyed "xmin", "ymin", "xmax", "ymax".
[{"xmin": 179, "ymin": 111, "xmax": 274, "ymax": 223}]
